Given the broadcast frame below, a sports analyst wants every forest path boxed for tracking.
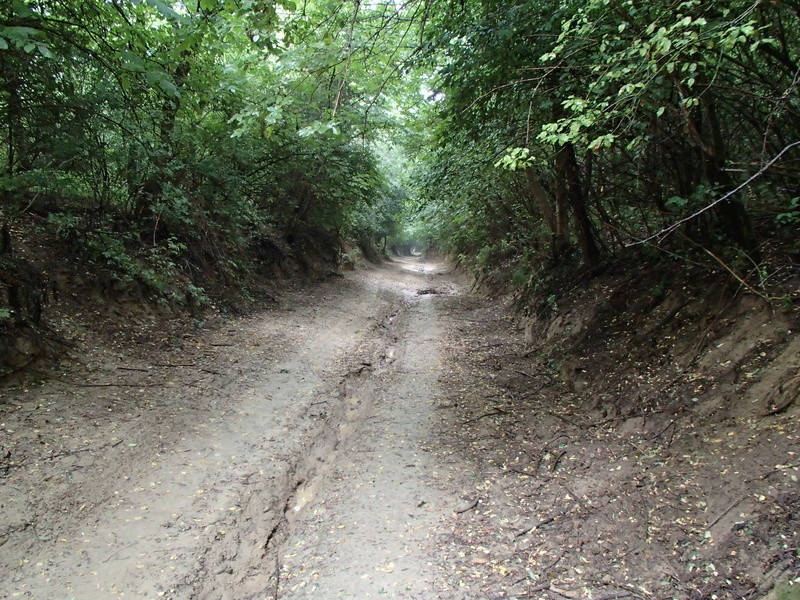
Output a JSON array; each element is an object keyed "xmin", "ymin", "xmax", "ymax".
[
  {"xmin": 1, "ymin": 257, "xmax": 472, "ymax": 600},
  {"xmin": 274, "ymin": 258, "xmax": 470, "ymax": 599}
]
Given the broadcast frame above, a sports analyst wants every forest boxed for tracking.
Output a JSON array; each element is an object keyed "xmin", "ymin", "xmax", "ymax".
[
  {"xmin": 1, "ymin": 2, "xmax": 799, "ymax": 598},
  {"xmin": 1, "ymin": 0, "xmax": 798, "ymax": 344}
]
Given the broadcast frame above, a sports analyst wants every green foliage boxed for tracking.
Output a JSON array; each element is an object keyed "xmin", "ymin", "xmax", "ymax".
[
  {"xmin": 775, "ymin": 198, "xmax": 800, "ymax": 227},
  {"xmin": 1, "ymin": 0, "xmax": 426, "ymax": 301},
  {"xmin": 413, "ymin": 0, "xmax": 800, "ymax": 289},
  {"xmin": 4, "ymin": 0, "xmax": 797, "ymax": 310},
  {"xmin": 495, "ymin": 147, "xmax": 535, "ymax": 172}
]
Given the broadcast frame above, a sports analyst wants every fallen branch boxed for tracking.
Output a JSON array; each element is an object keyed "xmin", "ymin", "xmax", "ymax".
[
  {"xmin": 555, "ymin": 480, "xmax": 589, "ymax": 512},
  {"xmin": 550, "ymin": 450, "xmax": 567, "ymax": 472},
  {"xmin": 706, "ymin": 495, "xmax": 745, "ymax": 531},
  {"xmin": 6, "ymin": 438, "xmax": 125, "ymax": 471},
  {"xmin": 703, "ymin": 248, "xmax": 771, "ymax": 301},
  {"xmin": 549, "ymin": 585, "xmax": 583, "ymax": 599},
  {"xmin": 0, "ymin": 359, "xmax": 37, "ymax": 380},
  {"xmin": 72, "ymin": 382, "xmax": 161, "ymax": 388},
  {"xmin": 515, "ymin": 515, "xmax": 556, "ymax": 537},
  {"xmin": 645, "ymin": 419, "xmax": 676, "ymax": 442},
  {"xmin": 460, "ymin": 409, "xmax": 507, "ymax": 425},
  {"xmin": 508, "ymin": 467, "xmax": 539, "ymax": 477},
  {"xmin": 756, "ymin": 463, "xmax": 799, "ymax": 481},
  {"xmin": 543, "ymin": 410, "xmax": 581, "ymax": 427}
]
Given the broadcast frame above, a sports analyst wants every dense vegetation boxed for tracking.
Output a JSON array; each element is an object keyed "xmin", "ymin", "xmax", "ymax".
[
  {"xmin": 415, "ymin": 0, "xmax": 799, "ymax": 301},
  {"xmin": 0, "ymin": 0, "xmax": 421, "ymax": 320},
  {"xmin": 1, "ymin": 0, "xmax": 798, "ymax": 336}
]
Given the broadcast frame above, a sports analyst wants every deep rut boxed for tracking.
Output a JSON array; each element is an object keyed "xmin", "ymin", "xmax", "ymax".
[
  {"xmin": 1, "ymin": 259, "xmax": 458, "ymax": 600},
  {"xmin": 190, "ymin": 301, "xmax": 409, "ymax": 600},
  {"xmin": 274, "ymin": 279, "xmax": 470, "ymax": 599}
]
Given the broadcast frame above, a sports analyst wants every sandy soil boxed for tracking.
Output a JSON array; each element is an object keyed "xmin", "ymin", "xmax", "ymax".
[{"xmin": 1, "ymin": 258, "xmax": 798, "ymax": 600}]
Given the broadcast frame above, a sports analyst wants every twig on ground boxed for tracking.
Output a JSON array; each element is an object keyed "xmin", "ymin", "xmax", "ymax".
[
  {"xmin": 0, "ymin": 359, "xmax": 37, "ymax": 380},
  {"xmin": 56, "ymin": 438, "xmax": 124, "ymax": 458},
  {"xmin": 551, "ymin": 450, "xmax": 567, "ymax": 472},
  {"xmin": 555, "ymin": 480, "xmax": 588, "ymax": 512},
  {"xmin": 516, "ymin": 514, "xmax": 561, "ymax": 537},
  {"xmin": 508, "ymin": 467, "xmax": 539, "ymax": 477},
  {"xmin": 102, "ymin": 542, "xmax": 136, "ymax": 563},
  {"xmin": 707, "ymin": 495, "xmax": 746, "ymax": 531},
  {"xmin": 543, "ymin": 410, "xmax": 581, "ymax": 427},
  {"xmin": 71, "ymin": 382, "xmax": 160, "ymax": 388},
  {"xmin": 703, "ymin": 248, "xmax": 772, "ymax": 301},
  {"xmin": 549, "ymin": 584, "xmax": 583, "ymax": 599},
  {"xmin": 646, "ymin": 420, "xmax": 676, "ymax": 441},
  {"xmin": 755, "ymin": 463, "xmax": 799, "ymax": 482}
]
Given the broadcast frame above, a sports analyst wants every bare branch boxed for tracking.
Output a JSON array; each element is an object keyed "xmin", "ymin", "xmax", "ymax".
[{"xmin": 628, "ymin": 140, "xmax": 800, "ymax": 247}]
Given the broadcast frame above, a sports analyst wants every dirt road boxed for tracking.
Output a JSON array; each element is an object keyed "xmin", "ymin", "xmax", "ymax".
[
  {"xmin": 3, "ymin": 257, "xmax": 799, "ymax": 600},
  {"xmin": 1, "ymin": 257, "xmax": 471, "ymax": 600}
]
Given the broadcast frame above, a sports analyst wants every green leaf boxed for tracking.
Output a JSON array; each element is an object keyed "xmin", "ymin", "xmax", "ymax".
[
  {"xmin": 120, "ymin": 51, "xmax": 146, "ymax": 72},
  {"xmin": 158, "ymin": 78, "xmax": 180, "ymax": 97},
  {"xmin": 0, "ymin": 38, "xmax": 8, "ymax": 50},
  {"xmin": 588, "ymin": 134, "xmax": 616, "ymax": 151},
  {"xmin": 11, "ymin": 1, "xmax": 34, "ymax": 18},
  {"xmin": 145, "ymin": 0, "xmax": 186, "ymax": 22},
  {"xmin": 0, "ymin": 26, "xmax": 39, "ymax": 43}
]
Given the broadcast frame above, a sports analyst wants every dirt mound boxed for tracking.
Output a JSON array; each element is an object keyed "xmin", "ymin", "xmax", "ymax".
[
  {"xmin": 432, "ymin": 263, "xmax": 799, "ymax": 599},
  {"xmin": 523, "ymin": 264, "xmax": 799, "ymax": 425}
]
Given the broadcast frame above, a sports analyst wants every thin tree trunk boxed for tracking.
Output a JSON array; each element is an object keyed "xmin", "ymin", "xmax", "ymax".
[
  {"xmin": 702, "ymin": 93, "xmax": 758, "ymax": 256},
  {"xmin": 557, "ymin": 143, "xmax": 600, "ymax": 267},
  {"xmin": 525, "ymin": 168, "xmax": 569, "ymax": 254}
]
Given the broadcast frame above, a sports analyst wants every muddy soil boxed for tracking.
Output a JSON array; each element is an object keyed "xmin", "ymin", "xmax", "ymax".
[{"xmin": 1, "ymin": 258, "xmax": 798, "ymax": 600}]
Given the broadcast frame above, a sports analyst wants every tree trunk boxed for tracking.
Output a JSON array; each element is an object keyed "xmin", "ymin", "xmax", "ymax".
[
  {"xmin": 135, "ymin": 59, "xmax": 191, "ymax": 216},
  {"xmin": 557, "ymin": 143, "xmax": 600, "ymax": 267},
  {"xmin": 2, "ymin": 53, "xmax": 25, "ymax": 176},
  {"xmin": 676, "ymin": 77, "xmax": 758, "ymax": 255},
  {"xmin": 702, "ymin": 93, "xmax": 759, "ymax": 257},
  {"xmin": 525, "ymin": 168, "xmax": 569, "ymax": 254}
]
